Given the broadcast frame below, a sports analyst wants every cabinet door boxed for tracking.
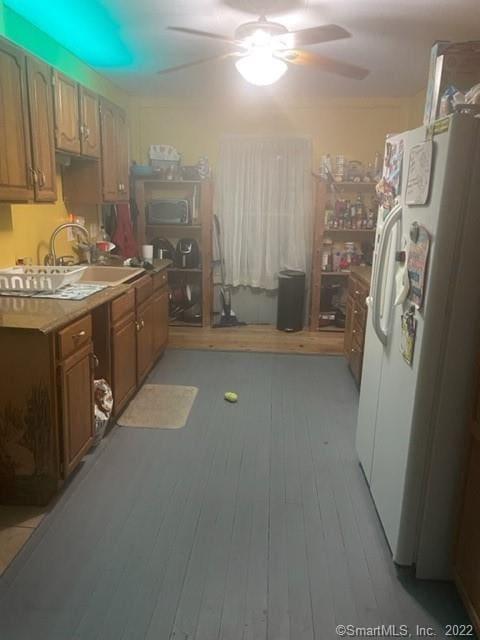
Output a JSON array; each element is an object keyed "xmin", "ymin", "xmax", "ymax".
[
  {"xmin": 136, "ymin": 301, "xmax": 154, "ymax": 385},
  {"xmin": 79, "ymin": 86, "xmax": 101, "ymax": 158},
  {"xmin": 59, "ymin": 345, "xmax": 94, "ymax": 477},
  {"xmin": 0, "ymin": 40, "xmax": 34, "ymax": 201},
  {"xmin": 349, "ymin": 333, "xmax": 363, "ymax": 387},
  {"xmin": 26, "ymin": 56, "xmax": 57, "ymax": 202},
  {"xmin": 100, "ymin": 99, "xmax": 118, "ymax": 202},
  {"xmin": 111, "ymin": 313, "xmax": 137, "ymax": 416},
  {"xmin": 153, "ymin": 287, "xmax": 169, "ymax": 355},
  {"xmin": 53, "ymin": 71, "xmax": 81, "ymax": 154},
  {"xmin": 116, "ymin": 108, "xmax": 129, "ymax": 200},
  {"xmin": 344, "ymin": 294, "xmax": 354, "ymax": 358}
]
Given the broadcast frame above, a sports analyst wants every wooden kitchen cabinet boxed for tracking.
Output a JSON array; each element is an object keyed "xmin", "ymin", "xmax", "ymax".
[
  {"xmin": 136, "ymin": 300, "xmax": 154, "ymax": 385},
  {"xmin": 116, "ymin": 108, "xmax": 130, "ymax": 199},
  {"xmin": 153, "ymin": 287, "xmax": 169, "ymax": 356},
  {"xmin": 0, "ymin": 270, "xmax": 170, "ymax": 505},
  {"xmin": 111, "ymin": 288, "xmax": 137, "ymax": 416},
  {"xmin": 53, "ymin": 72, "xmax": 102, "ymax": 158},
  {"xmin": 110, "ymin": 272, "xmax": 168, "ymax": 416},
  {"xmin": 100, "ymin": 98, "xmax": 129, "ymax": 202},
  {"xmin": 58, "ymin": 344, "xmax": 94, "ymax": 477},
  {"xmin": 0, "ymin": 39, "xmax": 33, "ymax": 201},
  {"xmin": 0, "ymin": 311, "xmax": 96, "ymax": 505},
  {"xmin": 344, "ymin": 294, "xmax": 354, "ymax": 358},
  {"xmin": 99, "ymin": 98, "xmax": 118, "ymax": 201},
  {"xmin": 111, "ymin": 314, "xmax": 137, "ymax": 416},
  {"xmin": 56, "ymin": 314, "xmax": 95, "ymax": 478},
  {"xmin": 26, "ymin": 56, "xmax": 57, "ymax": 202},
  {"xmin": 79, "ymin": 86, "xmax": 101, "ymax": 158},
  {"xmin": 53, "ymin": 70, "xmax": 81, "ymax": 154},
  {"xmin": 344, "ymin": 269, "xmax": 371, "ymax": 386}
]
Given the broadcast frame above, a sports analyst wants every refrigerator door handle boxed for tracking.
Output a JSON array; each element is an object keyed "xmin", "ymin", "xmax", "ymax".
[{"xmin": 371, "ymin": 203, "xmax": 403, "ymax": 345}]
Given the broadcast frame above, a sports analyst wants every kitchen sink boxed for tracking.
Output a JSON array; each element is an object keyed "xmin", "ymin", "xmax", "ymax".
[{"xmin": 78, "ymin": 266, "xmax": 145, "ymax": 287}]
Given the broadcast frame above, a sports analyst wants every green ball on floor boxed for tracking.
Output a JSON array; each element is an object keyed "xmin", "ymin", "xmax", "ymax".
[{"xmin": 224, "ymin": 391, "xmax": 238, "ymax": 403}]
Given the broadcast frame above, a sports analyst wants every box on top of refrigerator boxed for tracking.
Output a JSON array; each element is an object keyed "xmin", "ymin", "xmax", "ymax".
[{"xmin": 423, "ymin": 40, "xmax": 480, "ymax": 124}]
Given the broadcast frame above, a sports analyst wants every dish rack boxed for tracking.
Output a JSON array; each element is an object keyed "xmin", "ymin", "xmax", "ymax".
[{"xmin": 0, "ymin": 265, "xmax": 87, "ymax": 293}]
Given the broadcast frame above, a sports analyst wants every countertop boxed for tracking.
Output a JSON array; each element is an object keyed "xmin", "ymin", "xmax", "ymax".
[
  {"xmin": 150, "ymin": 258, "xmax": 172, "ymax": 273},
  {"xmin": 350, "ymin": 266, "xmax": 372, "ymax": 288},
  {"xmin": 0, "ymin": 260, "xmax": 171, "ymax": 334}
]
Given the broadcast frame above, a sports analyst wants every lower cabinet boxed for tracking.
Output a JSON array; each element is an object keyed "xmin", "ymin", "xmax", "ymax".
[
  {"xmin": 58, "ymin": 344, "xmax": 94, "ymax": 477},
  {"xmin": 0, "ymin": 270, "xmax": 170, "ymax": 506},
  {"xmin": 153, "ymin": 287, "xmax": 169, "ymax": 356},
  {"xmin": 136, "ymin": 300, "xmax": 154, "ymax": 385},
  {"xmin": 111, "ymin": 311, "xmax": 137, "ymax": 416},
  {"xmin": 110, "ymin": 273, "xmax": 169, "ymax": 417},
  {"xmin": 344, "ymin": 272, "xmax": 370, "ymax": 387}
]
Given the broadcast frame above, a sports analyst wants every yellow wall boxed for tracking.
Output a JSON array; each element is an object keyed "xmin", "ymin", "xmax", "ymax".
[
  {"xmin": 0, "ymin": 174, "xmax": 78, "ymax": 267},
  {"xmin": 407, "ymin": 89, "xmax": 427, "ymax": 129},
  {"xmin": 0, "ymin": 0, "xmax": 127, "ymax": 268},
  {"xmin": 128, "ymin": 94, "xmax": 426, "ymax": 171}
]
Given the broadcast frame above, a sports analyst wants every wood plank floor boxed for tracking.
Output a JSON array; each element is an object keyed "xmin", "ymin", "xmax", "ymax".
[
  {"xmin": 0, "ymin": 350, "xmax": 469, "ymax": 639},
  {"xmin": 169, "ymin": 324, "xmax": 344, "ymax": 354}
]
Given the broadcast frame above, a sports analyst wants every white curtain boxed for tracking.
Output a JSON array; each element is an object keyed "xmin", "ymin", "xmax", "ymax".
[{"xmin": 214, "ymin": 135, "xmax": 313, "ymax": 290}]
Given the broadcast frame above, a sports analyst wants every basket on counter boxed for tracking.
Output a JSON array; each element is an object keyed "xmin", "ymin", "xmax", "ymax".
[{"xmin": 0, "ymin": 265, "xmax": 87, "ymax": 293}]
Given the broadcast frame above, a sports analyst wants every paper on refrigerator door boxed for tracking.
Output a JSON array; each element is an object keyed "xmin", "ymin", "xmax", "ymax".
[{"xmin": 405, "ymin": 140, "xmax": 433, "ymax": 206}]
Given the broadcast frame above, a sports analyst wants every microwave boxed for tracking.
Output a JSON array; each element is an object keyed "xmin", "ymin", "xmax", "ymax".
[{"xmin": 146, "ymin": 199, "xmax": 190, "ymax": 225}]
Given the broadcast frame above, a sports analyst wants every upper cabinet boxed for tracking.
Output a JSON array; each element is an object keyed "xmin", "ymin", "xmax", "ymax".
[
  {"xmin": 0, "ymin": 40, "xmax": 56, "ymax": 203},
  {"xmin": 79, "ymin": 86, "xmax": 101, "ymax": 158},
  {"xmin": 0, "ymin": 36, "xmax": 128, "ymax": 205},
  {"xmin": 116, "ymin": 108, "xmax": 129, "ymax": 200},
  {"xmin": 26, "ymin": 56, "xmax": 57, "ymax": 202},
  {"xmin": 99, "ymin": 99, "xmax": 118, "ymax": 201},
  {"xmin": 0, "ymin": 40, "xmax": 34, "ymax": 202},
  {"xmin": 53, "ymin": 74, "xmax": 101, "ymax": 160},
  {"xmin": 100, "ymin": 99, "xmax": 129, "ymax": 202},
  {"xmin": 53, "ymin": 71, "xmax": 81, "ymax": 155}
]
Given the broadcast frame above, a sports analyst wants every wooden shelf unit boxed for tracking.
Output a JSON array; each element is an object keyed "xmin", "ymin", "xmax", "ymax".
[
  {"xmin": 309, "ymin": 176, "xmax": 377, "ymax": 332},
  {"xmin": 134, "ymin": 178, "xmax": 214, "ymax": 328}
]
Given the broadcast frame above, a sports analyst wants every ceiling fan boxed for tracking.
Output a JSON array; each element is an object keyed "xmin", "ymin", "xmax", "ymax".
[{"xmin": 159, "ymin": 16, "xmax": 370, "ymax": 86}]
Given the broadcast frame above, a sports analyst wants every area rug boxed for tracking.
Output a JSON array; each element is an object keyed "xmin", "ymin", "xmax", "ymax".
[{"xmin": 117, "ymin": 384, "xmax": 198, "ymax": 429}]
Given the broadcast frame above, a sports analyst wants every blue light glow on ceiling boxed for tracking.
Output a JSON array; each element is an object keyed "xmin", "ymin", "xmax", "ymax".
[{"xmin": 4, "ymin": 0, "xmax": 135, "ymax": 67}]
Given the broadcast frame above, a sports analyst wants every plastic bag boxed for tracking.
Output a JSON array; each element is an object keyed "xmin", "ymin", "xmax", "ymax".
[{"xmin": 93, "ymin": 379, "xmax": 113, "ymax": 446}]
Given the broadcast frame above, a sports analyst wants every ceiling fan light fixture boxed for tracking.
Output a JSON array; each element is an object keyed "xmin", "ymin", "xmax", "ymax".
[{"xmin": 235, "ymin": 49, "xmax": 287, "ymax": 86}]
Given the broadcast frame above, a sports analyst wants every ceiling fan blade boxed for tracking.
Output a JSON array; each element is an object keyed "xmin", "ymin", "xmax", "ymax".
[
  {"xmin": 279, "ymin": 24, "xmax": 351, "ymax": 47},
  {"xmin": 157, "ymin": 52, "xmax": 240, "ymax": 75},
  {"xmin": 282, "ymin": 49, "xmax": 370, "ymax": 79},
  {"xmin": 167, "ymin": 26, "xmax": 238, "ymax": 45}
]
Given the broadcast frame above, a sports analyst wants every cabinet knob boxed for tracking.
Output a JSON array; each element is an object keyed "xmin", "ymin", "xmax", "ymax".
[
  {"xmin": 38, "ymin": 170, "xmax": 46, "ymax": 188},
  {"xmin": 73, "ymin": 330, "xmax": 86, "ymax": 339},
  {"xmin": 355, "ymin": 289, "xmax": 360, "ymax": 295}
]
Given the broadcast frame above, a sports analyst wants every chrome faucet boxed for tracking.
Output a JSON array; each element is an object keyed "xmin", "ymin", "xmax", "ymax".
[{"xmin": 45, "ymin": 223, "xmax": 91, "ymax": 266}]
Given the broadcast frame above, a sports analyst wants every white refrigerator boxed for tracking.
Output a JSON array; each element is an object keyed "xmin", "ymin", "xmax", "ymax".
[{"xmin": 356, "ymin": 112, "xmax": 480, "ymax": 580}]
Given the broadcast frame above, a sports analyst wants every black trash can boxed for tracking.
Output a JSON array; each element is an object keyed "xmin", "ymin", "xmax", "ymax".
[{"xmin": 276, "ymin": 269, "xmax": 306, "ymax": 332}]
